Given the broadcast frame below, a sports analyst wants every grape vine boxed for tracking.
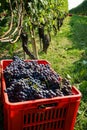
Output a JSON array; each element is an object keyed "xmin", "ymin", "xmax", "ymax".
[{"xmin": 0, "ymin": 0, "xmax": 68, "ymax": 58}]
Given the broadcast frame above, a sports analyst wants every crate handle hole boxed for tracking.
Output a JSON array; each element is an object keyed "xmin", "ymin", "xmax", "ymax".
[{"xmin": 38, "ymin": 103, "xmax": 58, "ymax": 109}]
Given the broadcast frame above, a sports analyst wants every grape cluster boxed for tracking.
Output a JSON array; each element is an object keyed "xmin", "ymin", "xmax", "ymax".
[{"xmin": 4, "ymin": 56, "xmax": 73, "ymax": 102}]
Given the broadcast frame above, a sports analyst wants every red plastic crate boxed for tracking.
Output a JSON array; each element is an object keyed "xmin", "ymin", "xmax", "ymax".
[{"xmin": 1, "ymin": 60, "xmax": 81, "ymax": 130}]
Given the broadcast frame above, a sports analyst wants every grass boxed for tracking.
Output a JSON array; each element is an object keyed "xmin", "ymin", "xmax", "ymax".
[{"xmin": 0, "ymin": 14, "xmax": 87, "ymax": 130}]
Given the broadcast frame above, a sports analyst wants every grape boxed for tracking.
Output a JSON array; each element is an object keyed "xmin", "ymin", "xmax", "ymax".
[{"xmin": 4, "ymin": 56, "xmax": 73, "ymax": 102}]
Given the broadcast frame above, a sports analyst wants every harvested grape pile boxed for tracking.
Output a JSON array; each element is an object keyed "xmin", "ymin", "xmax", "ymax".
[{"xmin": 4, "ymin": 56, "xmax": 73, "ymax": 102}]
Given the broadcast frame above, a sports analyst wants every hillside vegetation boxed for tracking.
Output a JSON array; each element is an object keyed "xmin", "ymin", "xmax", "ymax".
[{"xmin": 69, "ymin": 0, "xmax": 87, "ymax": 15}]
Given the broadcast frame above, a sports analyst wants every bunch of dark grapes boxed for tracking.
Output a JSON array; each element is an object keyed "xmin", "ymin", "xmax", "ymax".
[{"xmin": 4, "ymin": 56, "xmax": 73, "ymax": 102}]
